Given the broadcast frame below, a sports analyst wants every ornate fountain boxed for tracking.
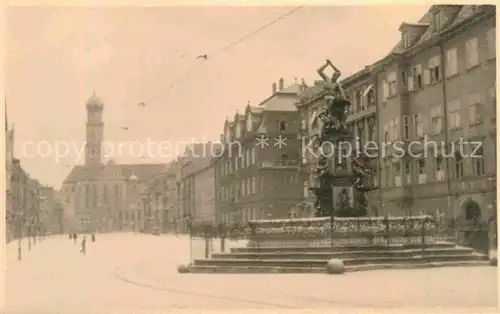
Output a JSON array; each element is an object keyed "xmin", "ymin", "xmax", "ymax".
[{"xmin": 308, "ymin": 60, "xmax": 376, "ymax": 218}]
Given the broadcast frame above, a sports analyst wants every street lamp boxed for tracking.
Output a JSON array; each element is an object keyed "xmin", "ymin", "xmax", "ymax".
[{"xmin": 16, "ymin": 210, "xmax": 24, "ymax": 261}]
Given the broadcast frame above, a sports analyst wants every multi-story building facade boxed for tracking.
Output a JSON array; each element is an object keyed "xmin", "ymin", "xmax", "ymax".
[
  {"xmin": 5, "ymin": 102, "xmax": 47, "ymax": 241},
  {"xmin": 5, "ymin": 102, "xmax": 15, "ymax": 241},
  {"xmin": 140, "ymin": 161, "xmax": 179, "ymax": 233},
  {"xmin": 193, "ymin": 155, "xmax": 215, "ymax": 224},
  {"xmin": 214, "ymin": 79, "xmax": 304, "ymax": 223},
  {"xmin": 297, "ymin": 5, "xmax": 495, "ymax": 223},
  {"xmin": 62, "ymin": 93, "xmax": 165, "ymax": 233},
  {"xmin": 38, "ymin": 186, "xmax": 55, "ymax": 234},
  {"xmin": 52, "ymin": 189, "xmax": 65, "ymax": 234},
  {"xmin": 370, "ymin": 5, "xmax": 495, "ymax": 221},
  {"xmin": 176, "ymin": 143, "xmax": 215, "ymax": 231}
]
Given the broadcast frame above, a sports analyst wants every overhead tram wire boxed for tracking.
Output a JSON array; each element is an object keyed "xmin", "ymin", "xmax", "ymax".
[
  {"xmin": 142, "ymin": 6, "xmax": 304, "ymax": 106},
  {"xmin": 210, "ymin": 6, "xmax": 303, "ymax": 59}
]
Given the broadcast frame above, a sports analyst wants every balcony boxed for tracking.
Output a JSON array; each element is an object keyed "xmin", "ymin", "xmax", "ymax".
[
  {"xmin": 258, "ymin": 160, "xmax": 299, "ymax": 168},
  {"xmin": 346, "ymin": 104, "xmax": 376, "ymax": 123}
]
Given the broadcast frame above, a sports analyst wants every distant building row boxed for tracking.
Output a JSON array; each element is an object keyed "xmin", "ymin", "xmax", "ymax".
[{"xmin": 5, "ymin": 106, "xmax": 63, "ymax": 242}]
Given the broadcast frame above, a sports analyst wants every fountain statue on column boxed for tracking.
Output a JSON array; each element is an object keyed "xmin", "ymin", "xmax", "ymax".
[{"xmin": 308, "ymin": 59, "xmax": 375, "ymax": 218}]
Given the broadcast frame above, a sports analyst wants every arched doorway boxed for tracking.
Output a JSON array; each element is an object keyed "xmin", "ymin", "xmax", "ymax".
[
  {"xmin": 464, "ymin": 200, "xmax": 481, "ymax": 222},
  {"xmin": 462, "ymin": 199, "xmax": 488, "ymax": 254}
]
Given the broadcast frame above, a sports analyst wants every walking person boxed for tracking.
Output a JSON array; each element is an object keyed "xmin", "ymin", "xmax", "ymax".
[
  {"xmin": 91, "ymin": 233, "xmax": 95, "ymax": 242},
  {"xmin": 80, "ymin": 236, "xmax": 87, "ymax": 255},
  {"xmin": 73, "ymin": 233, "xmax": 78, "ymax": 244}
]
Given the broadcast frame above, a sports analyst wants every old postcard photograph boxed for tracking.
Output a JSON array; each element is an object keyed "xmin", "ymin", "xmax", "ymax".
[{"xmin": 2, "ymin": 3, "xmax": 498, "ymax": 313}]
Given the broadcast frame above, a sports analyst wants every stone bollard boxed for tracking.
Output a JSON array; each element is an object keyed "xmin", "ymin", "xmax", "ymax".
[
  {"xmin": 177, "ymin": 264, "xmax": 190, "ymax": 274},
  {"xmin": 326, "ymin": 259, "xmax": 345, "ymax": 274}
]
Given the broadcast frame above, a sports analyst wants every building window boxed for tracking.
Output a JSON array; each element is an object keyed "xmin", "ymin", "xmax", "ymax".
[
  {"xmin": 114, "ymin": 184, "xmax": 120, "ymax": 206},
  {"xmin": 278, "ymin": 120, "xmax": 287, "ymax": 133},
  {"xmin": 394, "ymin": 160, "xmax": 402, "ymax": 187},
  {"xmin": 468, "ymin": 95, "xmax": 483, "ymax": 126},
  {"xmin": 465, "ymin": 37, "xmax": 479, "ymax": 69},
  {"xmin": 404, "ymin": 160, "xmax": 411, "ymax": 185},
  {"xmin": 487, "ymin": 27, "xmax": 496, "ymax": 60},
  {"xmin": 384, "ymin": 160, "xmax": 391, "ymax": 187},
  {"xmin": 445, "ymin": 48, "xmax": 458, "ymax": 77},
  {"xmin": 355, "ymin": 90, "xmax": 362, "ymax": 112},
  {"xmin": 454, "ymin": 151, "xmax": 464, "ymax": 179},
  {"xmin": 417, "ymin": 159, "xmax": 426, "ymax": 184},
  {"xmin": 409, "ymin": 65, "xmax": 422, "ymax": 91},
  {"xmin": 387, "ymin": 72, "xmax": 397, "ymax": 97},
  {"xmin": 402, "ymin": 115, "xmax": 409, "ymax": 140},
  {"xmin": 367, "ymin": 88, "xmax": 375, "ymax": 105},
  {"xmin": 251, "ymin": 148, "xmax": 256, "ymax": 164},
  {"xmin": 429, "ymin": 55, "xmax": 441, "ymax": 83},
  {"xmin": 383, "ymin": 123, "xmax": 389, "ymax": 142},
  {"xmin": 414, "ymin": 114, "xmax": 423, "ymax": 138},
  {"xmin": 368, "ymin": 119, "xmax": 376, "ymax": 141},
  {"xmin": 251, "ymin": 177, "xmax": 256, "ymax": 194},
  {"xmin": 382, "ymin": 81, "xmax": 389, "ymax": 101},
  {"xmin": 472, "ymin": 147, "xmax": 485, "ymax": 177},
  {"xmin": 447, "ymin": 99, "xmax": 461, "ymax": 130},
  {"xmin": 449, "ymin": 111, "xmax": 461, "ymax": 130},
  {"xmin": 303, "ymin": 181, "xmax": 309, "ymax": 198},
  {"xmin": 401, "ymin": 71, "xmax": 407, "ymax": 87},
  {"xmin": 388, "ymin": 117, "xmax": 399, "ymax": 141},
  {"xmin": 434, "ymin": 155, "xmax": 445, "ymax": 181},
  {"xmin": 431, "ymin": 107, "xmax": 443, "ymax": 134}
]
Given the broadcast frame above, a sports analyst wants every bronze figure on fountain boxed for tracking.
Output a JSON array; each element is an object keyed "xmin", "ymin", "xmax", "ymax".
[{"xmin": 309, "ymin": 59, "xmax": 375, "ymax": 218}]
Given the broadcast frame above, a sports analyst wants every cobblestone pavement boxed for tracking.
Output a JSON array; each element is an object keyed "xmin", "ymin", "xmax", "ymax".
[{"xmin": 4, "ymin": 233, "xmax": 498, "ymax": 313}]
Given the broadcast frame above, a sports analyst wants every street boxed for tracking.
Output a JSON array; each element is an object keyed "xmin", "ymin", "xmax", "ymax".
[{"xmin": 3, "ymin": 233, "xmax": 498, "ymax": 313}]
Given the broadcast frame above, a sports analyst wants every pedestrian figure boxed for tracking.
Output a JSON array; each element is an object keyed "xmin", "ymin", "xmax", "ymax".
[
  {"xmin": 73, "ymin": 233, "xmax": 77, "ymax": 244},
  {"xmin": 91, "ymin": 233, "xmax": 95, "ymax": 242},
  {"xmin": 80, "ymin": 236, "xmax": 87, "ymax": 255},
  {"xmin": 69, "ymin": 233, "xmax": 73, "ymax": 240}
]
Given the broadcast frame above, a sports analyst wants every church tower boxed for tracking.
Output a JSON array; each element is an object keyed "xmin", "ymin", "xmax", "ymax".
[{"xmin": 85, "ymin": 92, "xmax": 104, "ymax": 166}]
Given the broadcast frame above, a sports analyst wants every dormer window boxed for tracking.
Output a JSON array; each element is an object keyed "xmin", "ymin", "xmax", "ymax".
[
  {"xmin": 433, "ymin": 11, "xmax": 443, "ymax": 31},
  {"xmin": 246, "ymin": 114, "xmax": 253, "ymax": 132},
  {"xmin": 403, "ymin": 32, "xmax": 410, "ymax": 49},
  {"xmin": 235, "ymin": 122, "xmax": 241, "ymax": 138},
  {"xmin": 278, "ymin": 120, "xmax": 287, "ymax": 133}
]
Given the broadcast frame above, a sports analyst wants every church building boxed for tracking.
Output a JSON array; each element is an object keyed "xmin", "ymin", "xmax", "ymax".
[{"xmin": 61, "ymin": 93, "xmax": 166, "ymax": 232}]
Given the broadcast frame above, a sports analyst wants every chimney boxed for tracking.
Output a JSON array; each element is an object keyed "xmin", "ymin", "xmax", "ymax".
[
  {"xmin": 279, "ymin": 77, "xmax": 284, "ymax": 90},
  {"xmin": 272, "ymin": 82, "xmax": 277, "ymax": 94}
]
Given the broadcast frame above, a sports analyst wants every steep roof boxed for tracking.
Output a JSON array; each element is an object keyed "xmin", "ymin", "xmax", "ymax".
[
  {"xmin": 262, "ymin": 96, "xmax": 298, "ymax": 112},
  {"xmin": 63, "ymin": 163, "xmax": 166, "ymax": 184},
  {"xmin": 389, "ymin": 5, "xmax": 489, "ymax": 56},
  {"xmin": 276, "ymin": 83, "xmax": 302, "ymax": 95},
  {"xmin": 249, "ymin": 106, "xmax": 264, "ymax": 114},
  {"xmin": 450, "ymin": 5, "xmax": 481, "ymax": 27}
]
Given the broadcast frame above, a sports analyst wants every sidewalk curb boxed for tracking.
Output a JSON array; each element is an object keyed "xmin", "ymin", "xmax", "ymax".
[{"xmin": 185, "ymin": 260, "xmax": 491, "ymax": 274}]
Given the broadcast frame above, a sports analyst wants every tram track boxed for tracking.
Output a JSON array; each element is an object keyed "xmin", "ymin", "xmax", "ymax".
[{"xmin": 113, "ymin": 253, "xmax": 299, "ymax": 309}]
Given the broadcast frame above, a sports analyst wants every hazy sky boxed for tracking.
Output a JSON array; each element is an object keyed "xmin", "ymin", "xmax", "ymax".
[{"xmin": 5, "ymin": 5, "xmax": 431, "ymax": 188}]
